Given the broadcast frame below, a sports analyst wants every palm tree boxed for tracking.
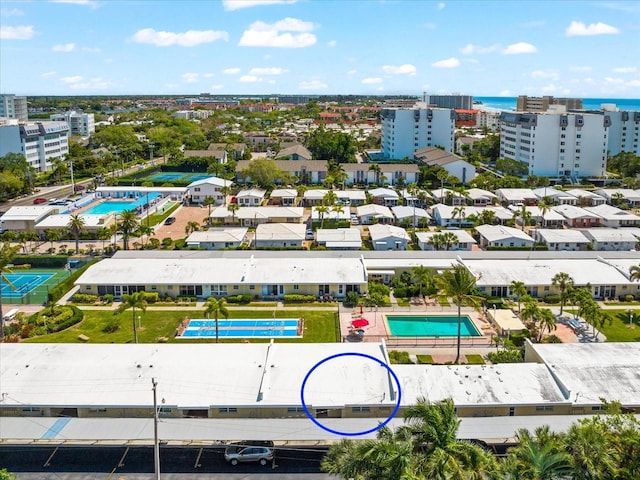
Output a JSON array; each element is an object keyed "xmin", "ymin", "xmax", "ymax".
[
  {"xmin": 474, "ymin": 209, "xmax": 496, "ymax": 226},
  {"xmin": 515, "ymin": 204, "xmax": 532, "ymax": 231},
  {"xmin": 564, "ymin": 415, "xmax": 622, "ymax": 480},
  {"xmin": 67, "ymin": 214, "xmax": 85, "ymax": 254},
  {"xmin": 368, "ymin": 163, "xmax": 381, "ymax": 185},
  {"xmin": 185, "ymin": 221, "xmax": 200, "ymax": 236},
  {"xmin": 202, "ymin": 196, "xmax": 216, "ymax": 225},
  {"xmin": 203, "ymin": 296, "xmax": 229, "ymax": 343},
  {"xmin": 322, "ymin": 190, "xmax": 338, "ymax": 207},
  {"xmin": 440, "ymin": 232, "xmax": 458, "ymax": 251},
  {"xmin": 46, "ymin": 229, "xmax": 61, "ymax": 252},
  {"xmin": 537, "ymin": 308, "xmax": 557, "ymax": 342},
  {"xmin": 316, "ymin": 204, "xmax": 329, "ymax": 229},
  {"xmin": 117, "ymin": 291, "xmax": 148, "ymax": 344},
  {"xmin": 510, "ymin": 280, "xmax": 528, "ymax": 315},
  {"xmin": 436, "ymin": 168, "xmax": 448, "ymax": 189},
  {"xmin": 118, "ymin": 210, "xmax": 139, "ymax": 251},
  {"xmin": 411, "ymin": 264, "xmax": 432, "ymax": 302},
  {"xmin": 435, "ymin": 264, "xmax": 483, "ymax": 364},
  {"xmin": 504, "ymin": 426, "xmax": 572, "ymax": 480},
  {"xmin": 538, "ymin": 199, "xmax": 551, "ymax": 227},
  {"xmin": 552, "ymin": 272, "xmax": 574, "ymax": 315},
  {"xmin": 427, "ymin": 234, "xmax": 444, "ymax": 251},
  {"xmin": 1, "ymin": 243, "xmax": 24, "ymax": 341},
  {"xmin": 220, "ymin": 186, "xmax": 232, "ymax": 205},
  {"xmin": 227, "ymin": 202, "xmax": 240, "ymax": 224},
  {"xmin": 406, "ymin": 183, "xmax": 420, "ymax": 232},
  {"xmin": 629, "ymin": 264, "xmax": 640, "ymax": 281}
]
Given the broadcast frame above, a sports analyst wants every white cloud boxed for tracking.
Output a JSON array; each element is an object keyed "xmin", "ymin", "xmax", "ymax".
[
  {"xmin": 347, "ymin": 69, "xmax": 357, "ymax": 76},
  {"xmin": 132, "ymin": 28, "xmax": 229, "ymax": 47},
  {"xmin": 570, "ymin": 65, "xmax": 592, "ymax": 72},
  {"xmin": 50, "ymin": 0, "xmax": 99, "ymax": 6},
  {"xmin": 239, "ymin": 17, "xmax": 316, "ymax": 48},
  {"xmin": 0, "ymin": 25, "xmax": 34, "ymax": 40},
  {"xmin": 502, "ymin": 42, "xmax": 538, "ymax": 54},
  {"xmin": 223, "ymin": 68, "xmax": 241, "ymax": 74},
  {"xmin": 362, "ymin": 77, "xmax": 383, "ymax": 84},
  {"xmin": 499, "ymin": 90, "xmax": 511, "ymax": 96},
  {"xmin": 613, "ymin": 67, "xmax": 637, "ymax": 73},
  {"xmin": 565, "ymin": 21, "xmax": 619, "ymax": 37},
  {"xmin": 209, "ymin": 84, "xmax": 224, "ymax": 90},
  {"xmin": 67, "ymin": 77, "xmax": 114, "ymax": 90},
  {"xmin": 541, "ymin": 84, "xmax": 571, "ymax": 95},
  {"xmin": 437, "ymin": 3, "xmax": 445, "ymax": 10},
  {"xmin": 459, "ymin": 43, "xmax": 500, "ymax": 55},
  {"xmin": 222, "ymin": 0, "xmax": 297, "ymax": 11},
  {"xmin": 41, "ymin": 71, "xmax": 57, "ymax": 78},
  {"xmin": 299, "ymin": 80, "xmax": 327, "ymax": 90},
  {"xmin": 327, "ymin": 40, "xmax": 337, "ymax": 47},
  {"xmin": 182, "ymin": 73, "xmax": 199, "ymax": 83},
  {"xmin": 61, "ymin": 75, "xmax": 84, "ymax": 84},
  {"xmin": 1, "ymin": 8, "xmax": 24, "ymax": 16},
  {"xmin": 431, "ymin": 57, "xmax": 460, "ymax": 68},
  {"xmin": 239, "ymin": 75, "xmax": 263, "ymax": 83},
  {"xmin": 249, "ymin": 67, "xmax": 286, "ymax": 75},
  {"xmin": 202, "ymin": 72, "xmax": 215, "ymax": 78},
  {"xmin": 531, "ymin": 69, "xmax": 559, "ymax": 80},
  {"xmin": 382, "ymin": 64, "xmax": 417, "ymax": 75},
  {"xmin": 52, "ymin": 43, "xmax": 75, "ymax": 52}
]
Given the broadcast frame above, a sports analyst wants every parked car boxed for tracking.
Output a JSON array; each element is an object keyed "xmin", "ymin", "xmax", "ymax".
[
  {"xmin": 33, "ymin": 197, "xmax": 48, "ymax": 204},
  {"xmin": 164, "ymin": 216, "xmax": 176, "ymax": 225},
  {"xmin": 224, "ymin": 442, "xmax": 274, "ymax": 466},
  {"xmin": 305, "ymin": 229, "xmax": 315, "ymax": 240}
]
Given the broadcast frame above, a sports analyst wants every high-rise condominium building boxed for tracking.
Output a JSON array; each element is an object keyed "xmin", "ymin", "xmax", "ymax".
[
  {"xmin": 0, "ymin": 122, "xmax": 69, "ymax": 172},
  {"xmin": 0, "ymin": 94, "xmax": 28, "ymax": 122},
  {"xmin": 516, "ymin": 95, "xmax": 583, "ymax": 112},
  {"xmin": 604, "ymin": 110, "xmax": 640, "ymax": 156},
  {"xmin": 499, "ymin": 112, "xmax": 608, "ymax": 179},
  {"xmin": 49, "ymin": 111, "xmax": 95, "ymax": 136},
  {"xmin": 423, "ymin": 92, "xmax": 473, "ymax": 110},
  {"xmin": 381, "ymin": 103, "xmax": 455, "ymax": 159}
]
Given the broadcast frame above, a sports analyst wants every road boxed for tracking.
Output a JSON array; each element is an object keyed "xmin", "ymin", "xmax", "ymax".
[{"xmin": 0, "ymin": 445, "xmax": 330, "ymax": 479}]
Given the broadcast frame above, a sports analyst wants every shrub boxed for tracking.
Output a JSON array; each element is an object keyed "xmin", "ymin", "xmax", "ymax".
[
  {"xmin": 226, "ymin": 294, "xmax": 252, "ymax": 304},
  {"xmin": 101, "ymin": 294, "xmax": 114, "ymax": 304},
  {"xmin": 48, "ymin": 260, "xmax": 99, "ymax": 303},
  {"xmin": 161, "ymin": 237, "xmax": 173, "ymax": 248},
  {"xmin": 388, "ymin": 350, "xmax": 414, "ymax": 364},
  {"xmin": 72, "ymin": 293, "xmax": 99, "ymax": 304},
  {"xmin": 416, "ymin": 354, "xmax": 434, "ymax": 364},
  {"xmin": 464, "ymin": 354, "xmax": 486, "ymax": 365},
  {"xmin": 344, "ymin": 291, "xmax": 361, "ymax": 306},
  {"xmin": 509, "ymin": 330, "xmax": 531, "ymax": 347},
  {"xmin": 141, "ymin": 291, "xmax": 159, "ymax": 304},
  {"xmin": 542, "ymin": 294, "xmax": 561, "ymax": 304},
  {"xmin": 12, "ymin": 255, "xmax": 68, "ymax": 268},
  {"xmin": 283, "ymin": 294, "xmax": 316, "ymax": 303},
  {"xmin": 102, "ymin": 319, "xmax": 121, "ymax": 333},
  {"xmin": 543, "ymin": 335, "xmax": 563, "ymax": 343},
  {"xmin": 487, "ymin": 349, "xmax": 523, "ymax": 364}
]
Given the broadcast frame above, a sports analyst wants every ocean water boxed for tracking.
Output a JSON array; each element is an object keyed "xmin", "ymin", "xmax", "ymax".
[{"xmin": 475, "ymin": 96, "xmax": 640, "ymax": 112}]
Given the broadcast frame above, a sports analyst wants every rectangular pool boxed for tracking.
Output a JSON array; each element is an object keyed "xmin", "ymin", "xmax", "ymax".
[
  {"xmin": 386, "ymin": 315, "xmax": 481, "ymax": 337},
  {"xmin": 85, "ymin": 192, "xmax": 161, "ymax": 215},
  {"xmin": 182, "ymin": 318, "xmax": 301, "ymax": 338}
]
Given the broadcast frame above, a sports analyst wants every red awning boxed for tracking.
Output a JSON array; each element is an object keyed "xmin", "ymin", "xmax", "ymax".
[{"xmin": 351, "ymin": 318, "xmax": 369, "ymax": 328}]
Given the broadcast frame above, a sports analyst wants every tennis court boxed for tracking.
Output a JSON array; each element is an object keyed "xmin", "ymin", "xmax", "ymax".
[
  {"xmin": 1, "ymin": 269, "xmax": 69, "ymax": 304},
  {"xmin": 148, "ymin": 172, "xmax": 211, "ymax": 183}
]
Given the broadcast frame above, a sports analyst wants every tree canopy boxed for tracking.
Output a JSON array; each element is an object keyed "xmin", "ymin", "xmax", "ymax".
[{"xmin": 305, "ymin": 126, "xmax": 357, "ymax": 163}]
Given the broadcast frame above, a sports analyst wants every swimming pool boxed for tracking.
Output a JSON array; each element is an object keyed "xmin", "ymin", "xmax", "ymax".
[
  {"xmin": 1, "ymin": 273, "xmax": 54, "ymax": 298},
  {"xmin": 85, "ymin": 192, "xmax": 161, "ymax": 215},
  {"xmin": 182, "ymin": 318, "xmax": 301, "ymax": 338},
  {"xmin": 386, "ymin": 315, "xmax": 481, "ymax": 337}
]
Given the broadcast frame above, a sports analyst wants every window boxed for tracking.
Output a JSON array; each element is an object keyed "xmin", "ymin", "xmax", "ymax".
[
  {"xmin": 249, "ymin": 285, "xmax": 255, "ymax": 290},
  {"xmin": 287, "ymin": 407, "xmax": 305, "ymax": 413},
  {"xmin": 219, "ymin": 407, "xmax": 238, "ymax": 414},
  {"xmin": 89, "ymin": 408, "xmax": 107, "ymax": 413},
  {"xmin": 352, "ymin": 406, "xmax": 371, "ymax": 413},
  {"xmin": 159, "ymin": 407, "xmax": 172, "ymax": 414},
  {"xmin": 293, "ymin": 284, "xmax": 299, "ymax": 290},
  {"xmin": 22, "ymin": 407, "xmax": 41, "ymax": 413},
  {"xmin": 508, "ymin": 407, "xmax": 515, "ymax": 416},
  {"xmin": 210, "ymin": 284, "xmax": 228, "ymax": 296},
  {"xmin": 535, "ymin": 405, "xmax": 554, "ymax": 412},
  {"xmin": 233, "ymin": 285, "xmax": 239, "ymax": 290}
]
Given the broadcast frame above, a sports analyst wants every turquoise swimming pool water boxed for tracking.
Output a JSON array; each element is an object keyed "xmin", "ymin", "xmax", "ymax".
[
  {"xmin": 386, "ymin": 315, "xmax": 481, "ymax": 337},
  {"xmin": 85, "ymin": 193, "xmax": 161, "ymax": 215},
  {"xmin": 182, "ymin": 318, "xmax": 300, "ymax": 338}
]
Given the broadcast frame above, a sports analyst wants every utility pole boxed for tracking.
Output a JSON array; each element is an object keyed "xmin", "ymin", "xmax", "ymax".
[
  {"xmin": 152, "ymin": 378, "xmax": 161, "ymax": 480},
  {"xmin": 69, "ymin": 159, "xmax": 75, "ymax": 194},
  {"xmin": 149, "ymin": 142, "xmax": 155, "ymax": 164}
]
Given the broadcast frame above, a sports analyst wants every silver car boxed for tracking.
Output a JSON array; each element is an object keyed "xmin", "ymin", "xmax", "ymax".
[{"xmin": 224, "ymin": 445, "xmax": 274, "ymax": 466}]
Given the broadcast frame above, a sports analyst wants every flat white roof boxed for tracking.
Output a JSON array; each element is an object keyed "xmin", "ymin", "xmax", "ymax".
[
  {"xmin": 303, "ymin": 189, "xmax": 328, "ymax": 200},
  {"xmin": 35, "ymin": 214, "xmax": 113, "ymax": 229},
  {"xmin": 210, "ymin": 206, "xmax": 304, "ymax": 220},
  {"xmin": 317, "ymin": 228, "xmax": 362, "ymax": 244},
  {"xmin": 586, "ymin": 204, "xmax": 640, "ymax": 221},
  {"xmin": 187, "ymin": 176, "xmax": 231, "ymax": 188},
  {"xmin": 368, "ymin": 187, "xmax": 398, "ymax": 199},
  {"xmin": 416, "ymin": 230, "xmax": 477, "ymax": 244},
  {"xmin": 394, "ymin": 363, "xmax": 567, "ymax": 407},
  {"xmin": 495, "ymin": 188, "xmax": 537, "ymax": 201},
  {"xmin": 0, "ymin": 205, "xmax": 57, "ymax": 221},
  {"xmin": 527, "ymin": 342, "xmax": 640, "ymax": 406},
  {"xmin": 391, "ymin": 205, "xmax": 430, "ymax": 219},
  {"xmin": 582, "ymin": 228, "xmax": 639, "ymax": 242},
  {"xmin": 270, "ymin": 188, "xmax": 297, "ymax": 198},
  {"xmin": 368, "ymin": 224, "xmax": 410, "ymax": 241},
  {"xmin": 256, "ymin": 223, "xmax": 305, "ymax": 240},
  {"xmin": 465, "ymin": 188, "xmax": 497, "ymax": 201},
  {"xmin": 535, "ymin": 229, "xmax": 590, "ymax": 244},
  {"xmin": 236, "ymin": 188, "xmax": 266, "ymax": 198},
  {"xmin": 185, "ymin": 228, "xmax": 248, "ymax": 243},
  {"xmin": 356, "ymin": 204, "xmax": 394, "ymax": 218},
  {"xmin": 475, "ymin": 225, "xmax": 534, "ymax": 243},
  {"xmin": 552, "ymin": 204, "xmax": 600, "ymax": 220}
]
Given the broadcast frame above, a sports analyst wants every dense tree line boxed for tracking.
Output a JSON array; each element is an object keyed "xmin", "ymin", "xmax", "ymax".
[{"xmin": 0, "ymin": 153, "xmax": 35, "ymax": 201}]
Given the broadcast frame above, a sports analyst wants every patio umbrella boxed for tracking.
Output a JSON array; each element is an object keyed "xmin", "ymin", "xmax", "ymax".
[
  {"xmin": 351, "ymin": 318, "xmax": 369, "ymax": 328},
  {"xmin": 360, "ymin": 305, "xmax": 364, "ymax": 315}
]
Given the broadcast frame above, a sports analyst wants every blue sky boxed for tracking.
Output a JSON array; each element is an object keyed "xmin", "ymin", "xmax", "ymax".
[{"xmin": 1, "ymin": 0, "xmax": 639, "ymax": 97}]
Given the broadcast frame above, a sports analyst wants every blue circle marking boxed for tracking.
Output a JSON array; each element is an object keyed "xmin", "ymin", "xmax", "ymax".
[{"xmin": 300, "ymin": 352, "xmax": 402, "ymax": 436}]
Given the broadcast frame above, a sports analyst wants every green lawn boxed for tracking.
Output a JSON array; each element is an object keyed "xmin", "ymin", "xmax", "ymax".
[
  {"xmin": 599, "ymin": 309, "xmax": 640, "ymax": 342},
  {"xmin": 146, "ymin": 202, "xmax": 180, "ymax": 227},
  {"xmin": 24, "ymin": 308, "xmax": 338, "ymax": 344}
]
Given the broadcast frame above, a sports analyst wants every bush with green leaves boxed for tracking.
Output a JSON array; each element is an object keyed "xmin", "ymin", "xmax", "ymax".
[
  {"xmin": 388, "ymin": 350, "xmax": 414, "ymax": 364},
  {"xmin": 72, "ymin": 293, "xmax": 99, "ymax": 304},
  {"xmin": 344, "ymin": 291, "xmax": 361, "ymax": 306},
  {"xmin": 226, "ymin": 294, "xmax": 252, "ymax": 304},
  {"xmin": 141, "ymin": 291, "xmax": 159, "ymax": 303},
  {"xmin": 283, "ymin": 294, "xmax": 316, "ymax": 303},
  {"xmin": 488, "ymin": 349, "xmax": 523, "ymax": 364},
  {"xmin": 542, "ymin": 294, "xmax": 561, "ymax": 304}
]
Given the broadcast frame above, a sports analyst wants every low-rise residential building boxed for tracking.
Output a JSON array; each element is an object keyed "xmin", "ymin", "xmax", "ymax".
[
  {"xmin": 183, "ymin": 145, "xmax": 228, "ymax": 164},
  {"xmin": 185, "ymin": 228, "xmax": 248, "ymax": 250},
  {"xmin": 303, "ymin": 189, "xmax": 329, "ymax": 206},
  {"xmin": 495, "ymin": 188, "xmax": 538, "ymax": 206},
  {"xmin": 430, "ymin": 188, "xmax": 466, "ymax": 206},
  {"xmin": 49, "ymin": 111, "xmax": 95, "ymax": 136},
  {"xmin": 416, "ymin": 230, "xmax": 476, "ymax": 251},
  {"xmin": 564, "ymin": 189, "xmax": 606, "ymax": 207},
  {"xmin": 532, "ymin": 229, "xmax": 590, "ymax": 251},
  {"xmin": 316, "ymin": 228, "xmax": 362, "ymax": 250},
  {"xmin": 594, "ymin": 188, "xmax": 640, "ymax": 208},
  {"xmin": 269, "ymin": 188, "xmax": 298, "ymax": 206},
  {"xmin": 311, "ymin": 206, "xmax": 350, "ymax": 222},
  {"xmin": 430, "ymin": 204, "xmax": 475, "ymax": 228},
  {"xmin": 356, "ymin": 204, "xmax": 394, "ymax": 225},
  {"xmin": 552, "ymin": 205, "xmax": 602, "ymax": 228},
  {"xmin": 336, "ymin": 190, "xmax": 367, "ymax": 206},
  {"xmin": 511, "ymin": 205, "xmax": 565, "ymax": 228},
  {"xmin": 275, "ymin": 144, "xmax": 312, "ymax": 161},
  {"xmin": 465, "ymin": 188, "xmax": 498, "ymax": 206},
  {"xmin": 0, "ymin": 205, "xmax": 60, "ymax": 232},
  {"xmin": 475, "ymin": 225, "xmax": 535, "ymax": 248},
  {"xmin": 236, "ymin": 160, "xmax": 328, "ymax": 185},
  {"xmin": 210, "ymin": 206, "xmax": 304, "ymax": 226},
  {"xmin": 187, "ymin": 176, "xmax": 232, "ymax": 205},
  {"xmin": 368, "ymin": 187, "xmax": 399, "ymax": 207},
  {"xmin": 368, "ymin": 224, "xmax": 410, "ymax": 251},
  {"xmin": 255, "ymin": 223, "xmax": 305, "ymax": 248},
  {"xmin": 532, "ymin": 187, "xmax": 577, "ymax": 205},
  {"xmin": 585, "ymin": 204, "xmax": 640, "ymax": 228},
  {"xmin": 236, "ymin": 188, "xmax": 266, "ymax": 206},
  {"xmin": 391, "ymin": 205, "xmax": 430, "ymax": 227},
  {"xmin": 343, "ymin": 163, "xmax": 419, "ymax": 186},
  {"xmin": 414, "ymin": 146, "xmax": 476, "ymax": 184},
  {"xmin": 34, "ymin": 213, "xmax": 116, "ymax": 236},
  {"xmin": 582, "ymin": 228, "xmax": 639, "ymax": 251}
]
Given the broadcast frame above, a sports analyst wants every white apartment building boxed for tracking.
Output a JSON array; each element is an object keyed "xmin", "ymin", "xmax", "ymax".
[
  {"xmin": 381, "ymin": 103, "xmax": 455, "ymax": 159},
  {"xmin": 499, "ymin": 112, "xmax": 608, "ymax": 179},
  {"xmin": 476, "ymin": 110, "xmax": 500, "ymax": 132},
  {"xmin": 49, "ymin": 111, "xmax": 95, "ymax": 136},
  {"xmin": 0, "ymin": 122, "xmax": 69, "ymax": 172},
  {"xmin": 605, "ymin": 110, "xmax": 640, "ymax": 156},
  {"xmin": 0, "ymin": 94, "xmax": 28, "ymax": 122}
]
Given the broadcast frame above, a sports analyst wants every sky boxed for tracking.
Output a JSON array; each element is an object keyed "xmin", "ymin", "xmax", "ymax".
[{"xmin": 1, "ymin": 0, "xmax": 639, "ymax": 97}]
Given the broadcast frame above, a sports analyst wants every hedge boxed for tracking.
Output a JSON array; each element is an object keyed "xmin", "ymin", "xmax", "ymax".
[
  {"xmin": 13, "ymin": 255, "xmax": 69, "ymax": 268},
  {"xmin": 486, "ymin": 245, "xmax": 548, "ymax": 251},
  {"xmin": 226, "ymin": 294, "xmax": 252, "ymax": 304},
  {"xmin": 388, "ymin": 350, "xmax": 414, "ymax": 364},
  {"xmin": 49, "ymin": 259, "xmax": 100, "ymax": 303},
  {"xmin": 27, "ymin": 305, "xmax": 84, "ymax": 335},
  {"xmin": 283, "ymin": 294, "xmax": 316, "ymax": 303}
]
